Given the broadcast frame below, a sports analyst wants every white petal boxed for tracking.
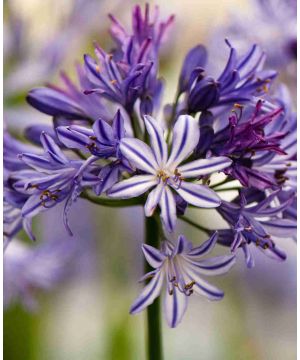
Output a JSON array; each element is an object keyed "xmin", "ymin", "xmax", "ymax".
[
  {"xmin": 159, "ymin": 186, "xmax": 177, "ymax": 232},
  {"xmin": 164, "ymin": 287, "xmax": 188, "ymax": 328},
  {"xmin": 167, "ymin": 115, "xmax": 199, "ymax": 170},
  {"xmin": 120, "ymin": 138, "xmax": 158, "ymax": 174},
  {"xmin": 142, "ymin": 244, "xmax": 166, "ymax": 268},
  {"xmin": 178, "ymin": 157, "xmax": 232, "ymax": 178},
  {"xmin": 175, "ymin": 181, "xmax": 221, "ymax": 208},
  {"xmin": 107, "ymin": 175, "xmax": 157, "ymax": 199},
  {"xmin": 144, "ymin": 115, "xmax": 168, "ymax": 166},
  {"xmin": 130, "ymin": 270, "xmax": 164, "ymax": 314},
  {"xmin": 144, "ymin": 182, "xmax": 164, "ymax": 216}
]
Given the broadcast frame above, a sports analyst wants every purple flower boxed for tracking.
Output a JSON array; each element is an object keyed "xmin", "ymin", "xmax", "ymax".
[
  {"xmin": 217, "ymin": 190, "xmax": 296, "ymax": 268},
  {"xmin": 27, "ymin": 65, "xmax": 111, "ymax": 123},
  {"xmin": 15, "ymin": 132, "xmax": 99, "ymax": 235},
  {"xmin": 108, "ymin": 115, "xmax": 231, "ymax": 231},
  {"xmin": 130, "ymin": 233, "xmax": 235, "ymax": 327},
  {"xmin": 181, "ymin": 40, "xmax": 277, "ymax": 113}
]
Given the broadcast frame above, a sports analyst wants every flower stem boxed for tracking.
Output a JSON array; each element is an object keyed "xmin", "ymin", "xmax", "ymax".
[{"xmin": 144, "ymin": 215, "xmax": 163, "ymax": 360}]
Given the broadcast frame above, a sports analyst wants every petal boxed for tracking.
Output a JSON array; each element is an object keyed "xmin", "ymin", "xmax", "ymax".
[
  {"xmin": 192, "ymin": 277, "xmax": 224, "ymax": 301},
  {"xmin": 175, "ymin": 182, "xmax": 221, "ymax": 208},
  {"xmin": 164, "ymin": 287, "xmax": 188, "ymax": 328},
  {"xmin": 159, "ymin": 186, "xmax": 177, "ymax": 233},
  {"xmin": 56, "ymin": 126, "xmax": 90, "ymax": 150},
  {"xmin": 187, "ymin": 231, "xmax": 218, "ymax": 257},
  {"xmin": 261, "ymin": 219, "xmax": 297, "ymax": 237},
  {"xmin": 184, "ymin": 255, "xmax": 236, "ymax": 276},
  {"xmin": 173, "ymin": 235, "xmax": 193, "ymax": 255},
  {"xmin": 178, "ymin": 157, "xmax": 232, "ymax": 178},
  {"xmin": 179, "ymin": 44, "xmax": 207, "ymax": 93},
  {"xmin": 142, "ymin": 244, "xmax": 166, "ymax": 268},
  {"xmin": 112, "ymin": 110, "xmax": 125, "ymax": 140},
  {"xmin": 144, "ymin": 115, "xmax": 168, "ymax": 166},
  {"xmin": 144, "ymin": 181, "xmax": 164, "ymax": 216},
  {"xmin": 93, "ymin": 119, "xmax": 114, "ymax": 146},
  {"xmin": 120, "ymin": 138, "xmax": 158, "ymax": 174},
  {"xmin": 94, "ymin": 165, "xmax": 120, "ymax": 195},
  {"xmin": 107, "ymin": 175, "xmax": 157, "ymax": 199},
  {"xmin": 18, "ymin": 153, "xmax": 54, "ymax": 171},
  {"xmin": 242, "ymin": 244, "xmax": 255, "ymax": 268},
  {"xmin": 40, "ymin": 132, "xmax": 68, "ymax": 164},
  {"xmin": 130, "ymin": 270, "xmax": 164, "ymax": 314},
  {"xmin": 167, "ymin": 115, "xmax": 200, "ymax": 170},
  {"xmin": 22, "ymin": 194, "xmax": 43, "ymax": 218}
]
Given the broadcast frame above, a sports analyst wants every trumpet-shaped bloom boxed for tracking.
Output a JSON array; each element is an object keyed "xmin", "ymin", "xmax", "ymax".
[
  {"xmin": 108, "ymin": 115, "xmax": 231, "ymax": 231},
  {"xmin": 130, "ymin": 233, "xmax": 236, "ymax": 327}
]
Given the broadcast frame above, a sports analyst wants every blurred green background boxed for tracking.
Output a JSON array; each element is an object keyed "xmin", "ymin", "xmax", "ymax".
[{"xmin": 4, "ymin": 0, "xmax": 296, "ymax": 359}]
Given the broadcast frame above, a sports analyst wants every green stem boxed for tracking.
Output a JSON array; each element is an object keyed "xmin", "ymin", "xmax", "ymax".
[
  {"xmin": 144, "ymin": 215, "xmax": 163, "ymax": 360},
  {"xmin": 130, "ymin": 111, "xmax": 143, "ymax": 140},
  {"xmin": 80, "ymin": 191, "xmax": 142, "ymax": 207},
  {"xmin": 179, "ymin": 215, "xmax": 211, "ymax": 235}
]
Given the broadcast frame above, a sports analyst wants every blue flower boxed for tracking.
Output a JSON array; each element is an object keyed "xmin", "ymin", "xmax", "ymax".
[
  {"xmin": 16, "ymin": 132, "xmax": 100, "ymax": 235},
  {"xmin": 108, "ymin": 114, "xmax": 231, "ymax": 231},
  {"xmin": 217, "ymin": 190, "xmax": 296, "ymax": 268},
  {"xmin": 130, "ymin": 233, "xmax": 235, "ymax": 327}
]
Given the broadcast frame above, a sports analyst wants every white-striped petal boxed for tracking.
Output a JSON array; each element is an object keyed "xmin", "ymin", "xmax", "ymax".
[
  {"xmin": 261, "ymin": 219, "xmax": 297, "ymax": 237},
  {"xmin": 144, "ymin": 182, "xmax": 164, "ymax": 216},
  {"xmin": 175, "ymin": 181, "xmax": 221, "ymax": 208},
  {"xmin": 144, "ymin": 115, "xmax": 168, "ymax": 166},
  {"xmin": 130, "ymin": 270, "xmax": 164, "ymax": 314},
  {"xmin": 178, "ymin": 157, "xmax": 232, "ymax": 178},
  {"xmin": 120, "ymin": 138, "xmax": 158, "ymax": 174},
  {"xmin": 164, "ymin": 287, "xmax": 188, "ymax": 328},
  {"xmin": 167, "ymin": 115, "xmax": 199, "ymax": 170},
  {"xmin": 107, "ymin": 175, "xmax": 157, "ymax": 199},
  {"xmin": 184, "ymin": 255, "xmax": 236, "ymax": 276},
  {"xmin": 187, "ymin": 231, "xmax": 218, "ymax": 258},
  {"xmin": 159, "ymin": 186, "xmax": 177, "ymax": 232},
  {"xmin": 142, "ymin": 244, "xmax": 166, "ymax": 268}
]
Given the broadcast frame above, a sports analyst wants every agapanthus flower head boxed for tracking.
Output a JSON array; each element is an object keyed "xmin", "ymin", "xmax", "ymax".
[
  {"xmin": 108, "ymin": 114, "xmax": 231, "ymax": 231},
  {"xmin": 130, "ymin": 232, "xmax": 235, "ymax": 327},
  {"xmin": 217, "ymin": 189, "xmax": 296, "ymax": 268}
]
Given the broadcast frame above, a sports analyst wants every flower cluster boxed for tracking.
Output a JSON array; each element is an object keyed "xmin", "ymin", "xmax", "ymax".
[{"xmin": 4, "ymin": 4, "xmax": 296, "ymax": 327}]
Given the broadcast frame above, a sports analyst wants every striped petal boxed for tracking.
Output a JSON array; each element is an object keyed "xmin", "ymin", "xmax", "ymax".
[
  {"xmin": 174, "ymin": 235, "xmax": 193, "ymax": 255},
  {"xmin": 130, "ymin": 270, "xmax": 164, "ymax": 314},
  {"xmin": 242, "ymin": 244, "xmax": 255, "ymax": 268},
  {"xmin": 120, "ymin": 138, "xmax": 158, "ymax": 174},
  {"xmin": 40, "ymin": 132, "xmax": 68, "ymax": 164},
  {"xmin": 107, "ymin": 175, "xmax": 157, "ymax": 199},
  {"xmin": 167, "ymin": 115, "xmax": 200, "ymax": 170},
  {"xmin": 188, "ymin": 272, "xmax": 224, "ymax": 301},
  {"xmin": 261, "ymin": 219, "xmax": 297, "ymax": 237},
  {"xmin": 185, "ymin": 255, "xmax": 236, "ymax": 276},
  {"xmin": 178, "ymin": 157, "xmax": 232, "ymax": 178},
  {"xmin": 93, "ymin": 119, "xmax": 114, "ymax": 145},
  {"xmin": 164, "ymin": 287, "xmax": 188, "ymax": 328},
  {"xmin": 187, "ymin": 231, "xmax": 218, "ymax": 258},
  {"xmin": 159, "ymin": 186, "xmax": 177, "ymax": 232},
  {"xmin": 175, "ymin": 181, "xmax": 221, "ymax": 208},
  {"xmin": 144, "ymin": 115, "xmax": 168, "ymax": 166},
  {"xmin": 142, "ymin": 244, "xmax": 166, "ymax": 268},
  {"xmin": 144, "ymin": 182, "xmax": 164, "ymax": 216},
  {"xmin": 112, "ymin": 110, "xmax": 125, "ymax": 140}
]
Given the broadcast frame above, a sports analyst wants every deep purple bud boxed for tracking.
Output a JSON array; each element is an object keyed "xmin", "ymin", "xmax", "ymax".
[{"xmin": 188, "ymin": 78, "xmax": 220, "ymax": 113}]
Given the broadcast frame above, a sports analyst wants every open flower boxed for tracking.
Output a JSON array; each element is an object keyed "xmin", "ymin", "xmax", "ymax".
[
  {"xmin": 108, "ymin": 114, "xmax": 231, "ymax": 231},
  {"xmin": 217, "ymin": 190, "xmax": 296, "ymax": 267},
  {"xmin": 130, "ymin": 233, "xmax": 236, "ymax": 327}
]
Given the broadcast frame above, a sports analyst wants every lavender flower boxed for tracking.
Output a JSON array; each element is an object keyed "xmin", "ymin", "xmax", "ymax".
[
  {"xmin": 217, "ymin": 190, "xmax": 296, "ymax": 268},
  {"xmin": 130, "ymin": 233, "xmax": 235, "ymax": 327},
  {"xmin": 15, "ymin": 132, "xmax": 99, "ymax": 235},
  {"xmin": 108, "ymin": 115, "xmax": 231, "ymax": 231}
]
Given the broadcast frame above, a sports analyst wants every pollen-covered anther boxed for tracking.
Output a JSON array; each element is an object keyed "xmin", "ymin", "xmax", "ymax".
[
  {"xmin": 157, "ymin": 170, "xmax": 169, "ymax": 182},
  {"xmin": 244, "ymin": 226, "xmax": 252, "ymax": 232},
  {"xmin": 110, "ymin": 79, "xmax": 118, "ymax": 85},
  {"xmin": 184, "ymin": 280, "xmax": 195, "ymax": 290}
]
